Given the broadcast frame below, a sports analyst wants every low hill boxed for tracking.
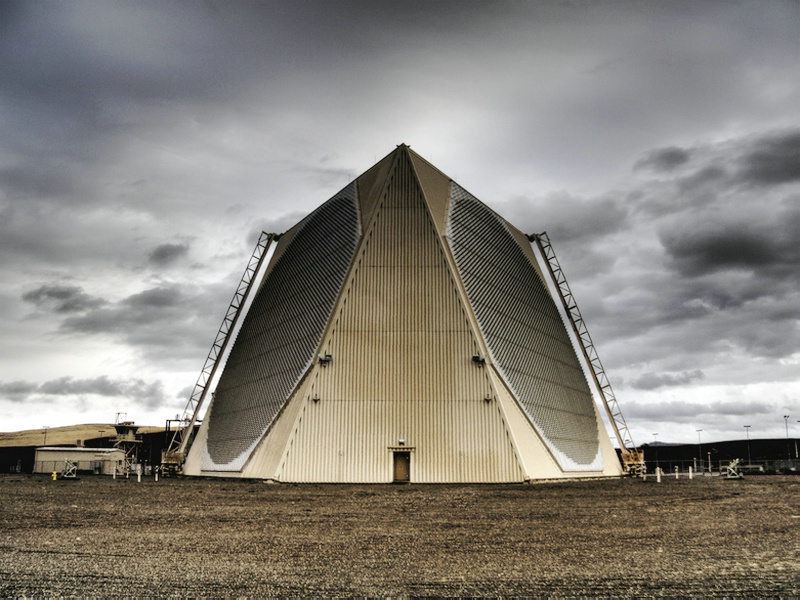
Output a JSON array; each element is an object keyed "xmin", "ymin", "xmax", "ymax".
[{"xmin": 0, "ymin": 424, "xmax": 165, "ymax": 447}]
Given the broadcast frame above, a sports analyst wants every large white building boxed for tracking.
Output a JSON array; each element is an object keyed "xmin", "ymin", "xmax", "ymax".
[{"xmin": 184, "ymin": 145, "xmax": 624, "ymax": 482}]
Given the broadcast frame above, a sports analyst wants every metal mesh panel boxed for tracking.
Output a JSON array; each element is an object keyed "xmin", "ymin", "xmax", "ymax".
[
  {"xmin": 447, "ymin": 184, "xmax": 600, "ymax": 470},
  {"xmin": 204, "ymin": 184, "xmax": 359, "ymax": 468}
]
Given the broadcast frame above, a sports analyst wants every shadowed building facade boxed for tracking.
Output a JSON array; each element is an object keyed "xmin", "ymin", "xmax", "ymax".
[{"xmin": 183, "ymin": 145, "xmax": 623, "ymax": 481}]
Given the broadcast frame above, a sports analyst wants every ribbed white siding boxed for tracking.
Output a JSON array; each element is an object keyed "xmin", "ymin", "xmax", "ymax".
[
  {"xmin": 280, "ymin": 398, "xmax": 521, "ymax": 482},
  {"xmin": 278, "ymin": 150, "xmax": 523, "ymax": 482}
]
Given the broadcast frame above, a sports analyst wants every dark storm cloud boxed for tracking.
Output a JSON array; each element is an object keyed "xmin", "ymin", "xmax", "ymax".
[
  {"xmin": 60, "ymin": 285, "xmax": 186, "ymax": 336},
  {"xmin": 738, "ymin": 130, "xmax": 800, "ymax": 186},
  {"xmin": 0, "ymin": 2, "xmax": 254, "ymax": 108},
  {"xmin": 0, "ymin": 380, "xmax": 40, "ymax": 401},
  {"xmin": 631, "ymin": 130, "xmax": 800, "ymax": 219},
  {"xmin": 56, "ymin": 279, "xmax": 238, "ymax": 363},
  {"xmin": 22, "ymin": 284, "xmax": 106, "ymax": 314},
  {"xmin": 676, "ymin": 275, "xmax": 770, "ymax": 312},
  {"xmin": 630, "ymin": 370, "xmax": 704, "ymax": 391},
  {"xmin": 661, "ymin": 226, "xmax": 780, "ymax": 276},
  {"xmin": 659, "ymin": 212, "xmax": 800, "ymax": 278},
  {"xmin": 625, "ymin": 399, "xmax": 772, "ymax": 421},
  {"xmin": 565, "ymin": 127, "xmax": 800, "ymax": 378},
  {"xmin": 594, "ymin": 131, "xmax": 800, "ymax": 365},
  {"xmin": 0, "ymin": 0, "xmax": 491, "ymax": 133},
  {"xmin": 634, "ymin": 147, "xmax": 691, "ymax": 172},
  {"xmin": 0, "ymin": 166, "xmax": 76, "ymax": 199},
  {"xmin": 676, "ymin": 166, "xmax": 728, "ymax": 194},
  {"xmin": 1, "ymin": 0, "xmax": 799, "ymax": 437},
  {"xmin": 0, "ymin": 376, "xmax": 167, "ymax": 409},
  {"xmin": 501, "ymin": 193, "xmax": 629, "ymax": 244},
  {"xmin": 148, "ymin": 243, "xmax": 189, "ymax": 267}
]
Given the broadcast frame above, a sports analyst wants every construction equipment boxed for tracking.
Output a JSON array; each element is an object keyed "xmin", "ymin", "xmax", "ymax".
[
  {"xmin": 528, "ymin": 232, "xmax": 645, "ymax": 476},
  {"xmin": 60, "ymin": 459, "xmax": 78, "ymax": 479},
  {"xmin": 724, "ymin": 458, "xmax": 744, "ymax": 479},
  {"xmin": 161, "ymin": 231, "xmax": 280, "ymax": 475}
]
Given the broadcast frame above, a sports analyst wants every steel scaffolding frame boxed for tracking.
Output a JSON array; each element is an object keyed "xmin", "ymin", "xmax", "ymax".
[
  {"xmin": 528, "ymin": 231, "xmax": 643, "ymax": 474},
  {"xmin": 162, "ymin": 231, "xmax": 280, "ymax": 471}
]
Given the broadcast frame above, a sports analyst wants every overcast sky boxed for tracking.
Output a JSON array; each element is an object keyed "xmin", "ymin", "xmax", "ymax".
[{"xmin": 2, "ymin": 0, "xmax": 799, "ymax": 445}]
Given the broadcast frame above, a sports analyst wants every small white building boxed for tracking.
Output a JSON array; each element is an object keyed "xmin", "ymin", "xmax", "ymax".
[{"xmin": 34, "ymin": 447, "xmax": 126, "ymax": 475}]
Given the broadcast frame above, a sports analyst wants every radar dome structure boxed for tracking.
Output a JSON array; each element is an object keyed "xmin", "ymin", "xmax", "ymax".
[{"xmin": 182, "ymin": 145, "xmax": 627, "ymax": 482}]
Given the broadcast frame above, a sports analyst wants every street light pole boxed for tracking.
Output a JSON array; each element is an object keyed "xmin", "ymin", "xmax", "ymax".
[
  {"xmin": 696, "ymin": 429, "xmax": 703, "ymax": 474},
  {"xmin": 652, "ymin": 433, "xmax": 659, "ymax": 470},
  {"xmin": 42, "ymin": 425, "xmax": 49, "ymax": 446},
  {"xmin": 744, "ymin": 425, "xmax": 751, "ymax": 466},
  {"xmin": 785, "ymin": 415, "xmax": 790, "ymax": 460}
]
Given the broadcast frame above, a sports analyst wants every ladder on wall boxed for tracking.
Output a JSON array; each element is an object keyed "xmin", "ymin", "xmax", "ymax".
[
  {"xmin": 527, "ymin": 232, "xmax": 644, "ymax": 475},
  {"xmin": 161, "ymin": 231, "xmax": 280, "ymax": 474}
]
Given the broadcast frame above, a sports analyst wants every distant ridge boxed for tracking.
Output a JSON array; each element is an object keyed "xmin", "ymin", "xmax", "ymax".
[{"xmin": 0, "ymin": 423, "xmax": 165, "ymax": 447}]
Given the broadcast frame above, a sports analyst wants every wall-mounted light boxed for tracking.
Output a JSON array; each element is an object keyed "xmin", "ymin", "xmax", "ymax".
[
  {"xmin": 484, "ymin": 394, "xmax": 492, "ymax": 403},
  {"xmin": 318, "ymin": 353, "xmax": 332, "ymax": 365},
  {"xmin": 312, "ymin": 394, "xmax": 320, "ymax": 403},
  {"xmin": 472, "ymin": 354, "xmax": 486, "ymax": 365},
  {"xmin": 398, "ymin": 438, "xmax": 405, "ymax": 446}
]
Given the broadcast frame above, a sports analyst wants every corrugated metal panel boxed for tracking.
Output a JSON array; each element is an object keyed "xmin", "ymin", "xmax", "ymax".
[
  {"xmin": 355, "ymin": 148, "xmax": 397, "ymax": 232},
  {"xmin": 407, "ymin": 148, "xmax": 453, "ymax": 236},
  {"xmin": 281, "ymin": 397, "xmax": 521, "ymax": 483},
  {"xmin": 239, "ymin": 366, "xmax": 315, "ymax": 479},
  {"xmin": 506, "ymin": 221, "xmax": 549, "ymax": 287},
  {"xmin": 255, "ymin": 222, "xmax": 298, "ymax": 292},
  {"xmin": 182, "ymin": 394, "xmax": 211, "ymax": 475},
  {"xmin": 447, "ymin": 183, "xmax": 602, "ymax": 471},
  {"xmin": 488, "ymin": 367, "xmax": 565, "ymax": 480},
  {"xmin": 201, "ymin": 183, "xmax": 360, "ymax": 471},
  {"xmin": 279, "ymin": 150, "xmax": 523, "ymax": 482}
]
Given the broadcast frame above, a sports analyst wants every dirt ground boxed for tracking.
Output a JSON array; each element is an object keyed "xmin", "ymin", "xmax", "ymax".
[{"xmin": 1, "ymin": 474, "xmax": 797, "ymax": 597}]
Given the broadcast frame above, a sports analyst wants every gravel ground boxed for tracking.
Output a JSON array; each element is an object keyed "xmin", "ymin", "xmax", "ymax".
[{"xmin": 1, "ymin": 474, "xmax": 798, "ymax": 597}]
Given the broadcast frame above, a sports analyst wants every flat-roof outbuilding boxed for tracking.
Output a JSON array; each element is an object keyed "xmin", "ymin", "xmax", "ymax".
[{"xmin": 34, "ymin": 447, "xmax": 126, "ymax": 476}]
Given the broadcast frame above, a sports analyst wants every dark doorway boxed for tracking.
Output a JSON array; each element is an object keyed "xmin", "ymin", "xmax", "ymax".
[{"xmin": 393, "ymin": 451, "xmax": 410, "ymax": 482}]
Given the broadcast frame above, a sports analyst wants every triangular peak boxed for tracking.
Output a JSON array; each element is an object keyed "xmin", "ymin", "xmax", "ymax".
[
  {"xmin": 354, "ymin": 144, "xmax": 454, "ymax": 239},
  {"xmin": 406, "ymin": 148, "xmax": 453, "ymax": 236},
  {"xmin": 354, "ymin": 147, "xmax": 398, "ymax": 232}
]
